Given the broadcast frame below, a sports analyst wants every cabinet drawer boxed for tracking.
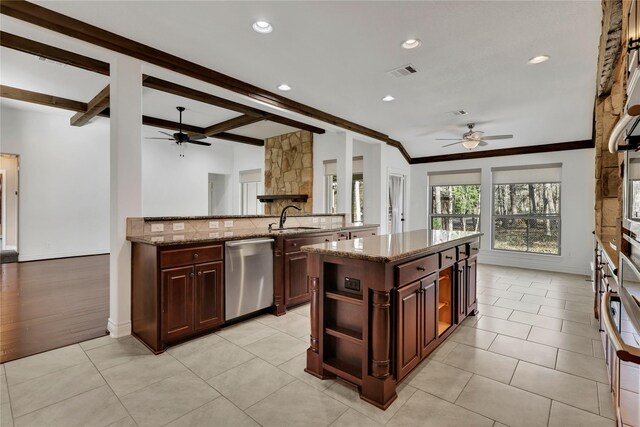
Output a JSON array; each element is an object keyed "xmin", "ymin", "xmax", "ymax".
[
  {"xmin": 160, "ymin": 245, "xmax": 223, "ymax": 268},
  {"xmin": 456, "ymin": 244, "xmax": 468, "ymax": 261},
  {"xmin": 468, "ymin": 241, "xmax": 479, "ymax": 258},
  {"xmin": 397, "ymin": 254, "xmax": 438, "ymax": 287},
  {"xmin": 439, "ymin": 248, "xmax": 456, "ymax": 269},
  {"xmin": 284, "ymin": 233, "xmax": 334, "ymax": 253},
  {"xmin": 349, "ymin": 228, "xmax": 377, "ymax": 239}
]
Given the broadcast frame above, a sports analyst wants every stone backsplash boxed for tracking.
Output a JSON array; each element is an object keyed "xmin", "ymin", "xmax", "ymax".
[
  {"xmin": 264, "ymin": 130, "xmax": 313, "ymax": 214},
  {"xmin": 127, "ymin": 214, "xmax": 345, "ymax": 238}
]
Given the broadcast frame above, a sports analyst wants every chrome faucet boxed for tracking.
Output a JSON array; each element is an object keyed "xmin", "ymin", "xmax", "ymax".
[{"xmin": 279, "ymin": 205, "xmax": 301, "ymax": 229}]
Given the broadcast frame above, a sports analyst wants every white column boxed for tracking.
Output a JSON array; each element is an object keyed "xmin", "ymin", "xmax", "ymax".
[
  {"xmin": 337, "ymin": 132, "xmax": 353, "ymax": 220},
  {"xmin": 108, "ymin": 54, "xmax": 143, "ymax": 337}
]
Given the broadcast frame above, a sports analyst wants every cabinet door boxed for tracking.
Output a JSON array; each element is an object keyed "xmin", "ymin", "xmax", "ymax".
[
  {"xmin": 420, "ymin": 274, "xmax": 438, "ymax": 358},
  {"xmin": 397, "ymin": 281, "xmax": 421, "ymax": 380},
  {"xmin": 456, "ymin": 262, "xmax": 466, "ymax": 322},
  {"xmin": 284, "ymin": 251, "xmax": 310, "ymax": 306},
  {"xmin": 466, "ymin": 257, "xmax": 478, "ymax": 315},
  {"xmin": 194, "ymin": 261, "xmax": 224, "ymax": 331},
  {"xmin": 161, "ymin": 266, "xmax": 194, "ymax": 341}
]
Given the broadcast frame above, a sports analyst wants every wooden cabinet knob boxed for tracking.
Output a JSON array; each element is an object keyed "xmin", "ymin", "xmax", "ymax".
[
  {"xmin": 416, "ymin": 266, "xmax": 426, "ymax": 271},
  {"xmin": 193, "ymin": 253, "xmax": 199, "ymax": 259},
  {"xmin": 190, "ymin": 272, "xmax": 194, "ymax": 278},
  {"xmin": 197, "ymin": 271, "xmax": 202, "ymax": 276}
]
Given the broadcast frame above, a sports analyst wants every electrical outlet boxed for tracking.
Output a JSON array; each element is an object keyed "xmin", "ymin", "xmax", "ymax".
[
  {"xmin": 151, "ymin": 223, "xmax": 164, "ymax": 233},
  {"xmin": 345, "ymin": 277, "xmax": 361, "ymax": 292},
  {"xmin": 312, "ymin": 218, "xmax": 319, "ymax": 223},
  {"xmin": 209, "ymin": 232, "xmax": 220, "ymax": 238},
  {"xmin": 224, "ymin": 231, "xmax": 234, "ymax": 237},
  {"xmin": 173, "ymin": 234, "xmax": 184, "ymax": 241},
  {"xmin": 224, "ymin": 220, "xmax": 234, "ymax": 228},
  {"xmin": 151, "ymin": 236, "xmax": 164, "ymax": 242},
  {"xmin": 209, "ymin": 221, "xmax": 219, "ymax": 229},
  {"xmin": 320, "ymin": 218, "xmax": 327, "ymax": 223},
  {"xmin": 172, "ymin": 222, "xmax": 185, "ymax": 231}
]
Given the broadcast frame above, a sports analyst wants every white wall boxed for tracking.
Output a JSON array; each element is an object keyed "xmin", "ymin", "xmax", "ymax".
[
  {"xmin": 409, "ymin": 149, "xmax": 595, "ymax": 275},
  {"xmin": 0, "ymin": 106, "xmax": 110, "ymax": 261},
  {"xmin": 313, "ymin": 132, "xmax": 346, "ymax": 214},
  {"xmin": 0, "ymin": 155, "xmax": 19, "ymax": 249}
]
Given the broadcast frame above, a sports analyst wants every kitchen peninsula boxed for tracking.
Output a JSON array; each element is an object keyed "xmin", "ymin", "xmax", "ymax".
[
  {"xmin": 302, "ymin": 229, "xmax": 481, "ymax": 409},
  {"xmin": 126, "ymin": 214, "xmax": 378, "ymax": 353}
]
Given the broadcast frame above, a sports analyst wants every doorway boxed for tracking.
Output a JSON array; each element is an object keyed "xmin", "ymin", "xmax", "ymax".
[
  {"xmin": 1, "ymin": 154, "xmax": 19, "ymax": 263},
  {"xmin": 388, "ymin": 172, "xmax": 405, "ymax": 234}
]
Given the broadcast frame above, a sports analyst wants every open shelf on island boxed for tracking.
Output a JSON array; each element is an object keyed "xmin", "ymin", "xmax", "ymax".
[
  {"xmin": 325, "ymin": 290, "xmax": 363, "ymax": 305},
  {"xmin": 324, "ymin": 357, "xmax": 362, "ymax": 385},
  {"xmin": 326, "ymin": 325, "xmax": 363, "ymax": 345},
  {"xmin": 438, "ymin": 266, "xmax": 453, "ymax": 336}
]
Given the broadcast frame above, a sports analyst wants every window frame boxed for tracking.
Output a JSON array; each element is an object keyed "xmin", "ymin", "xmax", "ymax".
[
  {"xmin": 428, "ymin": 184, "xmax": 481, "ymax": 233},
  {"xmin": 491, "ymin": 181, "xmax": 561, "ymax": 256}
]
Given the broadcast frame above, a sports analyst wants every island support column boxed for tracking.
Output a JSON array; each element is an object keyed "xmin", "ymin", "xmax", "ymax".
[{"xmin": 361, "ymin": 286, "xmax": 397, "ymax": 409}]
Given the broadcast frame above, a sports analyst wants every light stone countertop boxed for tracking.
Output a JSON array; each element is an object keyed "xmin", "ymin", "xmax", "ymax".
[
  {"xmin": 301, "ymin": 229, "xmax": 482, "ymax": 263},
  {"xmin": 127, "ymin": 224, "xmax": 379, "ymax": 246}
]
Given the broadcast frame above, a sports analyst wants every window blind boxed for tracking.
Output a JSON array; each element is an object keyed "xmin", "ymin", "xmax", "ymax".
[
  {"xmin": 239, "ymin": 168, "xmax": 262, "ymax": 183},
  {"xmin": 491, "ymin": 163, "xmax": 562, "ymax": 184},
  {"xmin": 428, "ymin": 169, "xmax": 481, "ymax": 186},
  {"xmin": 323, "ymin": 160, "xmax": 337, "ymax": 176}
]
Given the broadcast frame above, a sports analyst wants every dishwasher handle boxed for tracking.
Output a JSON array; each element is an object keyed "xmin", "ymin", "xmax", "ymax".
[{"xmin": 226, "ymin": 238, "xmax": 275, "ymax": 247}]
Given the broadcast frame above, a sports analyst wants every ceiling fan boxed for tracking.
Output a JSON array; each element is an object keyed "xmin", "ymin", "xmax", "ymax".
[
  {"xmin": 146, "ymin": 106, "xmax": 211, "ymax": 156},
  {"xmin": 437, "ymin": 123, "xmax": 513, "ymax": 150}
]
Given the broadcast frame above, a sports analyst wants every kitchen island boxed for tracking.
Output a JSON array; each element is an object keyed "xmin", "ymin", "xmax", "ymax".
[{"xmin": 302, "ymin": 229, "xmax": 481, "ymax": 409}]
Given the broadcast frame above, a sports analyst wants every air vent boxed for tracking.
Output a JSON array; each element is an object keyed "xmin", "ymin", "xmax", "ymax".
[
  {"xmin": 452, "ymin": 110, "xmax": 468, "ymax": 116},
  {"xmin": 387, "ymin": 64, "xmax": 418, "ymax": 78},
  {"xmin": 37, "ymin": 56, "xmax": 67, "ymax": 67}
]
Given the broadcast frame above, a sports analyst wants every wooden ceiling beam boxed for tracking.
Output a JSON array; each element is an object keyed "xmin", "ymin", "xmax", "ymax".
[
  {"xmin": 210, "ymin": 132, "xmax": 265, "ymax": 147},
  {"xmin": 410, "ymin": 140, "xmax": 595, "ymax": 164},
  {"xmin": 143, "ymin": 76, "xmax": 325, "ymax": 134},
  {"xmin": 70, "ymin": 85, "xmax": 110, "ymax": 126},
  {"xmin": 141, "ymin": 116, "xmax": 264, "ymax": 146},
  {"xmin": 1, "ymin": 84, "xmax": 87, "ymax": 112},
  {"xmin": 0, "ymin": 31, "xmax": 110, "ymax": 75},
  {"xmin": 203, "ymin": 115, "xmax": 264, "ymax": 136},
  {"xmin": 2, "ymin": 3, "xmax": 420, "ymax": 148}
]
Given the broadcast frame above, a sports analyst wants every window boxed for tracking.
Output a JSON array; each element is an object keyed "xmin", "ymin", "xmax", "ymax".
[
  {"xmin": 628, "ymin": 157, "xmax": 640, "ymax": 219},
  {"xmin": 324, "ymin": 160, "xmax": 337, "ymax": 213},
  {"xmin": 239, "ymin": 169, "xmax": 263, "ymax": 215},
  {"xmin": 352, "ymin": 157, "xmax": 364, "ymax": 223},
  {"xmin": 429, "ymin": 170, "xmax": 481, "ymax": 232},
  {"xmin": 492, "ymin": 164, "xmax": 561, "ymax": 255}
]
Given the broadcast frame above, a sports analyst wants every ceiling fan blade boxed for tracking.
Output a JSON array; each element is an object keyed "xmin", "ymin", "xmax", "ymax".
[
  {"xmin": 442, "ymin": 141, "xmax": 464, "ymax": 147},
  {"xmin": 436, "ymin": 138, "xmax": 464, "ymax": 141},
  {"xmin": 188, "ymin": 133, "xmax": 207, "ymax": 141},
  {"xmin": 482, "ymin": 134, "xmax": 513, "ymax": 140},
  {"xmin": 478, "ymin": 140, "xmax": 489, "ymax": 147},
  {"xmin": 146, "ymin": 137, "xmax": 175, "ymax": 140},
  {"xmin": 158, "ymin": 131, "xmax": 175, "ymax": 137},
  {"xmin": 187, "ymin": 140, "xmax": 212, "ymax": 146}
]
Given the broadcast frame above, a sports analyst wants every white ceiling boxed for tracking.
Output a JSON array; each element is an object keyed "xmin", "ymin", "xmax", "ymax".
[{"xmin": 6, "ymin": 1, "xmax": 601, "ymax": 157}]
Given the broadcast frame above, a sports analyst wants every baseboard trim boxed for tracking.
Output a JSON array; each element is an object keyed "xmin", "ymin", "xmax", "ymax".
[
  {"xmin": 18, "ymin": 249, "xmax": 110, "ymax": 262},
  {"xmin": 478, "ymin": 253, "xmax": 591, "ymax": 276},
  {"xmin": 107, "ymin": 318, "xmax": 131, "ymax": 338}
]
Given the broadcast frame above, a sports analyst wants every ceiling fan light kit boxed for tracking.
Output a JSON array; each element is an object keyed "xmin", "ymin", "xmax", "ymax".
[{"xmin": 437, "ymin": 123, "xmax": 513, "ymax": 150}]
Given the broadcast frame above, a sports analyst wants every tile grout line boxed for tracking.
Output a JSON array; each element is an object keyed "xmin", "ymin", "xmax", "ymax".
[{"xmin": 79, "ymin": 340, "xmax": 141, "ymax": 427}]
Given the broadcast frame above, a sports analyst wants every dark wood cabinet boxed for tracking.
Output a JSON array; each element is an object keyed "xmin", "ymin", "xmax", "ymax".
[
  {"xmin": 397, "ymin": 280, "xmax": 421, "ymax": 380},
  {"xmin": 420, "ymin": 274, "xmax": 438, "ymax": 357},
  {"xmin": 194, "ymin": 261, "xmax": 224, "ymax": 331},
  {"xmin": 161, "ymin": 266, "xmax": 194, "ymax": 341},
  {"xmin": 456, "ymin": 262, "xmax": 466, "ymax": 323},
  {"xmin": 132, "ymin": 242, "xmax": 224, "ymax": 353},
  {"xmin": 466, "ymin": 256, "xmax": 477, "ymax": 315},
  {"xmin": 285, "ymin": 251, "xmax": 310, "ymax": 307}
]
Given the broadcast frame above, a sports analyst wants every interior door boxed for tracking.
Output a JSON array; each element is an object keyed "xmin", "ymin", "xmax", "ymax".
[{"xmin": 388, "ymin": 174, "xmax": 405, "ymax": 234}]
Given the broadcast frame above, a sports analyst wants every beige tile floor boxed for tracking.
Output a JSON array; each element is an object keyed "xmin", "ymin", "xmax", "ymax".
[{"xmin": 0, "ymin": 264, "xmax": 616, "ymax": 427}]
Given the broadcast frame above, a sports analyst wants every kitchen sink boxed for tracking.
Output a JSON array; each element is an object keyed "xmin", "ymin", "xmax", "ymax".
[{"xmin": 271, "ymin": 226, "xmax": 322, "ymax": 231}]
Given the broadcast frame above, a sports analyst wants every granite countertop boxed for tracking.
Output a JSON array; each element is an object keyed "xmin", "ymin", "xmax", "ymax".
[
  {"xmin": 301, "ymin": 229, "xmax": 482, "ymax": 263},
  {"xmin": 141, "ymin": 213, "xmax": 347, "ymax": 221},
  {"xmin": 128, "ymin": 224, "xmax": 380, "ymax": 246}
]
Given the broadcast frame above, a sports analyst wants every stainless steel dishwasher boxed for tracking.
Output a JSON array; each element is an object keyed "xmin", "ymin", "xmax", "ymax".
[{"xmin": 225, "ymin": 238, "xmax": 274, "ymax": 321}]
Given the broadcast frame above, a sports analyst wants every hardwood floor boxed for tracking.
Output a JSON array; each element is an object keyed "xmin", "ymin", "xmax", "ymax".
[{"xmin": 0, "ymin": 254, "xmax": 109, "ymax": 363}]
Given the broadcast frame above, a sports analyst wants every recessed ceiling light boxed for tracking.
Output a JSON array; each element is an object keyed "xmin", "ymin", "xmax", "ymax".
[
  {"xmin": 252, "ymin": 21, "xmax": 273, "ymax": 34},
  {"xmin": 401, "ymin": 39, "xmax": 422, "ymax": 49},
  {"xmin": 382, "ymin": 95, "xmax": 395, "ymax": 102},
  {"xmin": 528, "ymin": 55, "xmax": 550, "ymax": 64},
  {"xmin": 277, "ymin": 83, "xmax": 291, "ymax": 91}
]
